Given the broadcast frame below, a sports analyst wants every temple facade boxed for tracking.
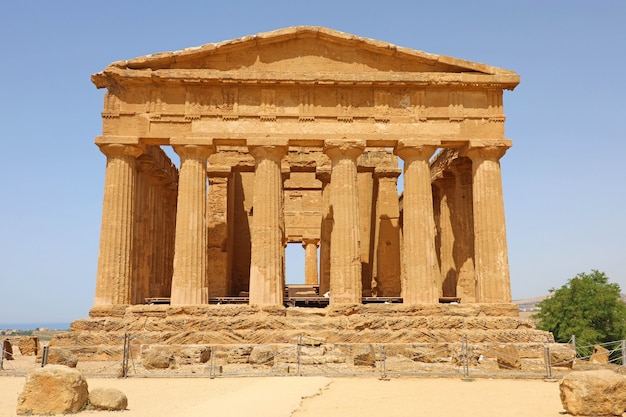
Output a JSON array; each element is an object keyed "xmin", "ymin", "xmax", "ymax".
[{"xmin": 91, "ymin": 26, "xmax": 518, "ymax": 308}]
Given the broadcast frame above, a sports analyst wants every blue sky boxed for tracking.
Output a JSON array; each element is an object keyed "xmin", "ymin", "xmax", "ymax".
[{"xmin": 1, "ymin": 1, "xmax": 624, "ymax": 324}]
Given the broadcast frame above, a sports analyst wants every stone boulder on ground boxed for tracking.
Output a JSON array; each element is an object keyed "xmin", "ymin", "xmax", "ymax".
[
  {"xmin": 2, "ymin": 339, "xmax": 13, "ymax": 360},
  {"xmin": 548, "ymin": 343, "xmax": 575, "ymax": 368},
  {"xmin": 16, "ymin": 364, "xmax": 88, "ymax": 415},
  {"xmin": 88, "ymin": 387, "xmax": 128, "ymax": 411},
  {"xmin": 353, "ymin": 345, "xmax": 376, "ymax": 367},
  {"xmin": 46, "ymin": 348, "xmax": 79, "ymax": 368},
  {"xmin": 496, "ymin": 344, "xmax": 521, "ymax": 370},
  {"xmin": 18, "ymin": 336, "xmax": 39, "ymax": 356},
  {"xmin": 142, "ymin": 348, "xmax": 175, "ymax": 369},
  {"xmin": 249, "ymin": 345, "xmax": 276, "ymax": 365},
  {"xmin": 560, "ymin": 370, "xmax": 626, "ymax": 416},
  {"xmin": 589, "ymin": 344, "xmax": 610, "ymax": 364}
]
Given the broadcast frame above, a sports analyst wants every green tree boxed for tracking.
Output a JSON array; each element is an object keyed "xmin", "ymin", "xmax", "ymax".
[{"xmin": 535, "ymin": 270, "xmax": 626, "ymax": 347}]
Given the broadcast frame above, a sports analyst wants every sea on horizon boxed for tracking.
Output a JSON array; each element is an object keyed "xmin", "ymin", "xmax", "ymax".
[{"xmin": 0, "ymin": 322, "xmax": 70, "ymax": 331}]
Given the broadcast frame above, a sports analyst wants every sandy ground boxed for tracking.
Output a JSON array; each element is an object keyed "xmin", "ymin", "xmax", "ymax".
[{"xmin": 0, "ymin": 375, "xmax": 568, "ymax": 417}]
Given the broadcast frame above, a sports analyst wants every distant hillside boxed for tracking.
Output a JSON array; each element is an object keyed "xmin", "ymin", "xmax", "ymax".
[{"xmin": 513, "ymin": 293, "xmax": 626, "ymax": 313}]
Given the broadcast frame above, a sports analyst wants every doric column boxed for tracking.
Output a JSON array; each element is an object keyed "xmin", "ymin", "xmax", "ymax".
[
  {"xmin": 302, "ymin": 238, "xmax": 320, "ymax": 286},
  {"xmin": 433, "ymin": 175, "xmax": 457, "ymax": 298},
  {"xmin": 450, "ymin": 158, "xmax": 476, "ymax": 302},
  {"xmin": 248, "ymin": 141, "xmax": 288, "ymax": 306},
  {"xmin": 170, "ymin": 144, "xmax": 214, "ymax": 305},
  {"xmin": 372, "ymin": 167, "xmax": 402, "ymax": 297},
  {"xmin": 316, "ymin": 168, "xmax": 332, "ymax": 296},
  {"xmin": 207, "ymin": 166, "xmax": 232, "ymax": 297},
  {"xmin": 94, "ymin": 143, "xmax": 143, "ymax": 306},
  {"xmin": 463, "ymin": 141, "xmax": 512, "ymax": 303},
  {"xmin": 324, "ymin": 139, "xmax": 365, "ymax": 305},
  {"xmin": 394, "ymin": 139, "xmax": 440, "ymax": 304}
]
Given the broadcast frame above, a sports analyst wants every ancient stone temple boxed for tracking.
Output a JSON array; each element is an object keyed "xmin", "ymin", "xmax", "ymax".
[
  {"xmin": 90, "ymin": 26, "xmax": 516, "ymax": 307},
  {"xmin": 52, "ymin": 27, "xmax": 553, "ymax": 363}
]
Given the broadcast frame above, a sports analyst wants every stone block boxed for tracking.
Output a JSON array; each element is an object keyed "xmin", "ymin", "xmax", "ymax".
[
  {"xmin": 589, "ymin": 344, "xmax": 610, "ymax": 364},
  {"xmin": 249, "ymin": 345, "xmax": 275, "ymax": 365},
  {"xmin": 142, "ymin": 347, "xmax": 175, "ymax": 369},
  {"xmin": 496, "ymin": 344, "xmax": 521, "ymax": 370},
  {"xmin": 16, "ymin": 365, "xmax": 88, "ymax": 415},
  {"xmin": 548, "ymin": 343, "xmax": 575, "ymax": 368},
  {"xmin": 46, "ymin": 348, "xmax": 79, "ymax": 368},
  {"xmin": 89, "ymin": 387, "xmax": 128, "ymax": 411},
  {"xmin": 18, "ymin": 336, "xmax": 39, "ymax": 356},
  {"xmin": 560, "ymin": 370, "xmax": 626, "ymax": 416},
  {"xmin": 2, "ymin": 339, "xmax": 13, "ymax": 360}
]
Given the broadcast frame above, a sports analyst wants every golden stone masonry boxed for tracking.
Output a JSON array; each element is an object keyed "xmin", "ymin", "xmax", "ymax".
[
  {"xmin": 91, "ymin": 26, "xmax": 516, "ymax": 307},
  {"xmin": 49, "ymin": 28, "xmax": 554, "ymax": 361}
]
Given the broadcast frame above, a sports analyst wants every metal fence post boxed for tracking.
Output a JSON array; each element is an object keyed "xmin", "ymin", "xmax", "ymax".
[
  {"xmin": 41, "ymin": 346, "xmax": 49, "ymax": 367},
  {"xmin": 296, "ymin": 335, "xmax": 302, "ymax": 376},
  {"xmin": 571, "ymin": 335, "xmax": 576, "ymax": 355},
  {"xmin": 209, "ymin": 346, "xmax": 216, "ymax": 378},
  {"xmin": 122, "ymin": 333, "xmax": 129, "ymax": 378},
  {"xmin": 621, "ymin": 340, "xmax": 626, "ymax": 366},
  {"xmin": 462, "ymin": 334, "xmax": 469, "ymax": 379},
  {"xmin": 378, "ymin": 346, "xmax": 388, "ymax": 379},
  {"xmin": 543, "ymin": 346, "xmax": 552, "ymax": 379}
]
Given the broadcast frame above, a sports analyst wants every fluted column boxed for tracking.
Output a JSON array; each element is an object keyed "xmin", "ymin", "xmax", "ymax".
[
  {"xmin": 94, "ymin": 143, "xmax": 143, "ymax": 306},
  {"xmin": 450, "ymin": 158, "xmax": 476, "ymax": 302},
  {"xmin": 372, "ymin": 167, "xmax": 402, "ymax": 297},
  {"xmin": 248, "ymin": 142, "xmax": 288, "ymax": 306},
  {"xmin": 433, "ymin": 175, "xmax": 457, "ymax": 297},
  {"xmin": 395, "ymin": 140, "xmax": 440, "ymax": 304},
  {"xmin": 324, "ymin": 139, "xmax": 365, "ymax": 305},
  {"xmin": 170, "ymin": 144, "xmax": 214, "ymax": 305},
  {"xmin": 316, "ymin": 168, "xmax": 332, "ymax": 296},
  {"xmin": 302, "ymin": 238, "xmax": 320, "ymax": 286},
  {"xmin": 463, "ymin": 141, "xmax": 512, "ymax": 303}
]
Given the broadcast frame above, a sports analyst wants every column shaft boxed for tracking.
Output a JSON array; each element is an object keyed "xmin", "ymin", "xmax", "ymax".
[
  {"xmin": 395, "ymin": 140, "xmax": 440, "ymax": 304},
  {"xmin": 170, "ymin": 145, "xmax": 214, "ymax": 305},
  {"xmin": 433, "ymin": 176, "xmax": 457, "ymax": 297},
  {"xmin": 465, "ymin": 144, "xmax": 512, "ymax": 302},
  {"xmin": 325, "ymin": 140, "xmax": 365, "ymax": 305},
  {"xmin": 248, "ymin": 144, "xmax": 288, "ymax": 306},
  {"xmin": 372, "ymin": 168, "xmax": 402, "ymax": 297},
  {"xmin": 302, "ymin": 238, "xmax": 320, "ymax": 286},
  {"xmin": 450, "ymin": 158, "xmax": 476, "ymax": 302},
  {"xmin": 94, "ymin": 144, "xmax": 142, "ymax": 306},
  {"xmin": 316, "ymin": 169, "xmax": 332, "ymax": 296}
]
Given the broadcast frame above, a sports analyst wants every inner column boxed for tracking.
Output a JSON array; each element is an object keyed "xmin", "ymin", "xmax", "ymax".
[
  {"xmin": 170, "ymin": 144, "xmax": 214, "ymax": 305},
  {"xmin": 302, "ymin": 238, "xmax": 320, "ymax": 286},
  {"xmin": 395, "ymin": 139, "xmax": 440, "ymax": 304},
  {"xmin": 324, "ymin": 139, "xmax": 365, "ymax": 305},
  {"xmin": 248, "ymin": 141, "xmax": 288, "ymax": 306}
]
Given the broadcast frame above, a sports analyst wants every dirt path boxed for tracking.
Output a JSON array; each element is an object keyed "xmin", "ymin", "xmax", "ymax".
[{"xmin": 0, "ymin": 375, "xmax": 566, "ymax": 417}]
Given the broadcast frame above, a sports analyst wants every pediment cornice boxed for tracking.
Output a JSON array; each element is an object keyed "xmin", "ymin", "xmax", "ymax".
[{"xmin": 93, "ymin": 26, "xmax": 519, "ymax": 90}]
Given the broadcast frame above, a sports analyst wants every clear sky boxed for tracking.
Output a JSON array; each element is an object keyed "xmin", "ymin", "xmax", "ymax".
[{"xmin": 1, "ymin": 1, "xmax": 624, "ymax": 325}]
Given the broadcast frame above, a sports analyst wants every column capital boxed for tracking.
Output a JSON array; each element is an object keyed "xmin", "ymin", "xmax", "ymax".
[
  {"xmin": 394, "ymin": 139, "xmax": 440, "ymax": 161},
  {"xmin": 449, "ymin": 156, "xmax": 473, "ymax": 175},
  {"xmin": 302, "ymin": 237, "xmax": 320, "ymax": 248},
  {"xmin": 461, "ymin": 140, "xmax": 512, "ymax": 161},
  {"xmin": 173, "ymin": 144, "xmax": 215, "ymax": 159},
  {"xmin": 315, "ymin": 167, "xmax": 332, "ymax": 184},
  {"xmin": 98, "ymin": 143, "xmax": 143, "ymax": 158},
  {"xmin": 373, "ymin": 167, "xmax": 402, "ymax": 179},
  {"xmin": 248, "ymin": 144, "xmax": 288, "ymax": 162},
  {"xmin": 324, "ymin": 139, "xmax": 366, "ymax": 161}
]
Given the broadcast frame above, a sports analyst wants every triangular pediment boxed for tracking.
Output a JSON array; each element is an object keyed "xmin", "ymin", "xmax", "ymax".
[{"xmin": 93, "ymin": 27, "xmax": 519, "ymax": 88}]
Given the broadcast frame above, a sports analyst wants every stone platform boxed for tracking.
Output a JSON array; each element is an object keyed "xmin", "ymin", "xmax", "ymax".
[{"xmin": 50, "ymin": 303, "xmax": 554, "ymax": 363}]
